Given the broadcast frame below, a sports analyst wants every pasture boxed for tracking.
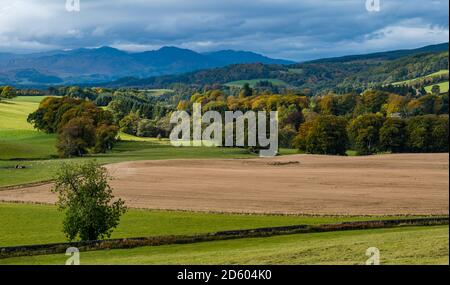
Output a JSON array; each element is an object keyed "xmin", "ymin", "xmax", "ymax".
[
  {"xmin": 392, "ymin": 69, "xmax": 449, "ymax": 86},
  {"xmin": 1, "ymin": 95, "xmax": 448, "ymax": 265},
  {"xmin": 0, "ymin": 202, "xmax": 425, "ymax": 247},
  {"xmin": 425, "ymin": 81, "xmax": 449, "ymax": 94},
  {"xmin": 0, "ymin": 96, "xmax": 254, "ymax": 187},
  {"xmin": 1, "ymin": 225, "xmax": 447, "ymax": 265}
]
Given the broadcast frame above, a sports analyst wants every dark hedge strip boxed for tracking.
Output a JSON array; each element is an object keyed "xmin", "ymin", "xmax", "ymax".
[{"xmin": 1, "ymin": 217, "xmax": 448, "ymax": 259}]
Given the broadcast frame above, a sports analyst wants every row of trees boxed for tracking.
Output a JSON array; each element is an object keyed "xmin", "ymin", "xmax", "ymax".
[
  {"xmin": 295, "ymin": 114, "xmax": 448, "ymax": 155},
  {"xmin": 47, "ymin": 86, "xmax": 174, "ymax": 139},
  {"xmin": 177, "ymin": 86, "xmax": 448, "ymax": 153},
  {"xmin": 313, "ymin": 90, "xmax": 448, "ymax": 117},
  {"xmin": 27, "ymin": 97, "xmax": 119, "ymax": 157},
  {"xmin": 118, "ymin": 111, "xmax": 170, "ymax": 138}
]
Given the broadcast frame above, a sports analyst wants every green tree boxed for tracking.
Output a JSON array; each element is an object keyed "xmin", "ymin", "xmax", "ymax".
[
  {"xmin": 52, "ymin": 161, "xmax": 127, "ymax": 241},
  {"xmin": 57, "ymin": 117, "xmax": 96, "ymax": 157},
  {"xmin": 347, "ymin": 113, "xmax": 385, "ymax": 154},
  {"xmin": 28, "ymin": 96, "xmax": 117, "ymax": 157},
  {"xmin": 239, "ymin": 83, "xmax": 253, "ymax": 98},
  {"xmin": 362, "ymin": 90, "xmax": 389, "ymax": 113},
  {"xmin": 379, "ymin": 118, "xmax": 406, "ymax": 153},
  {"xmin": 119, "ymin": 112, "xmax": 140, "ymax": 136},
  {"xmin": 95, "ymin": 124, "xmax": 119, "ymax": 153},
  {"xmin": 431, "ymin": 115, "xmax": 449, "ymax": 152},
  {"xmin": 0, "ymin": 86, "xmax": 16, "ymax": 100},
  {"xmin": 406, "ymin": 115, "xmax": 449, "ymax": 152},
  {"xmin": 431, "ymin": 85, "xmax": 441, "ymax": 96},
  {"xmin": 294, "ymin": 115, "xmax": 348, "ymax": 155},
  {"xmin": 279, "ymin": 125, "xmax": 298, "ymax": 148},
  {"xmin": 406, "ymin": 116, "xmax": 433, "ymax": 152},
  {"xmin": 317, "ymin": 94, "xmax": 336, "ymax": 115}
]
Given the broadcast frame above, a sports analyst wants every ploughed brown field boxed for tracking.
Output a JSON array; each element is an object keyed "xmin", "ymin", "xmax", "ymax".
[{"xmin": 0, "ymin": 153, "xmax": 448, "ymax": 215}]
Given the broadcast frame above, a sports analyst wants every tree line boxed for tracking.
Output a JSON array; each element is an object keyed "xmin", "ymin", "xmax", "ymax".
[{"xmin": 177, "ymin": 87, "xmax": 448, "ymax": 155}]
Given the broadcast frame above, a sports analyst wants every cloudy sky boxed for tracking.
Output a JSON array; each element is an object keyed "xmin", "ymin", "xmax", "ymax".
[{"xmin": 0, "ymin": 0, "xmax": 448, "ymax": 61}]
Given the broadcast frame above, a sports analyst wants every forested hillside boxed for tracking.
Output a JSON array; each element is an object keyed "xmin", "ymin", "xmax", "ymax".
[{"xmin": 109, "ymin": 43, "xmax": 449, "ymax": 95}]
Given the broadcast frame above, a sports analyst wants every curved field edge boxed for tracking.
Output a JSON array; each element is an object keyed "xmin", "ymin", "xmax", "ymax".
[
  {"xmin": 1, "ymin": 225, "xmax": 448, "ymax": 265},
  {"xmin": 0, "ymin": 96, "xmax": 259, "ymax": 187},
  {"xmin": 0, "ymin": 202, "xmax": 441, "ymax": 248}
]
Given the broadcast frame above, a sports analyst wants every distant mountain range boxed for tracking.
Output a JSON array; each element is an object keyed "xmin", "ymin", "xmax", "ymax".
[
  {"xmin": 107, "ymin": 43, "xmax": 448, "ymax": 93},
  {"xmin": 0, "ymin": 46, "xmax": 294, "ymax": 86},
  {"xmin": 1, "ymin": 43, "xmax": 447, "ymax": 89}
]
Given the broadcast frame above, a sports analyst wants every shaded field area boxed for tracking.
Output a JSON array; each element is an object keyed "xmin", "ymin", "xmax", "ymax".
[
  {"xmin": 1, "ymin": 225, "xmax": 447, "ymax": 265},
  {"xmin": 2, "ymin": 153, "xmax": 448, "ymax": 215}
]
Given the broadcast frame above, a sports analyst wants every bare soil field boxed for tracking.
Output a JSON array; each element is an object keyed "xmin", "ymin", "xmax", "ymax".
[{"xmin": 0, "ymin": 153, "xmax": 448, "ymax": 215}]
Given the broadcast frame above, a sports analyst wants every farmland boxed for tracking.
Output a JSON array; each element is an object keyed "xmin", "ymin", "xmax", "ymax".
[
  {"xmin": 425, "ymin": 81, "xmax": 449, "ymax": 94},
  {"xmin": 0, "ymin": 202, "xmax": 427, "ymax": 247},
  {"xmin": 1, "ymin": 225, "xmax": 447, "ymax": 265},
  {"xmin": 392, "ymin": 69, "xmax": 449, "ymax": 86},
  {"xmin": 1, "ymin": 153, "xmax": 448, "ymax": 215},
  {"xmin": 0, "ymin": 96, "xmax": 254, "ymax": 187},
  {"xmin": 0, "ymin": 95, "xmax": 448, "ymax": 265}
]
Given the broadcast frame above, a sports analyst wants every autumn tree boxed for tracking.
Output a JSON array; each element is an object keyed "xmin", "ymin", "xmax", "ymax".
[
  {"xmin": 379, "ymin": 118, "xmax": 406, "ymax": 153},
  {"xmin": 57, "ymin": 117, "xmax": 96, "ymax": 157},
  {"xmin": 347, "ymin": 113, "xmax": 385, "ymax": 154},
  {"xmin": 119, "ymin": 111, "xmax": 140, "ymax": 136},
  {"xmin": 294, "ymin": 115, "xmax": 348, "ymax": 155},
  {"xmin": 406, "ymin": 115, "xmax": 449, "ymax": 152},
  {"xmin": 28, "ymin": 96, "xmax": 118, "ymax": 157},
  {"xmin": 0, "ymin": 86, "xmax": 16, "ymax": 100},
  {"xmin": 362, "ymin": 90, "xmax": 389, "ymax": 113}
]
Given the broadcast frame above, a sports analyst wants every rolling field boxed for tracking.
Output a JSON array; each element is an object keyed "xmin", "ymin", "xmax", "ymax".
[
  {"xmin": 1, "ymin": 96, "xmax": 448, "ymax": 265},
  {"xmin": 425, "ymin": 81, "xmax": 449, "ymax": 94},
  {"xmin": 3, "ymin": 153, "xmax": 447, "ymax": 215},
  {"xmin": 0, "ymin": 96, "xmax": 58, "ymax": 160},
  {"xmin": 1, "ymin": 225, "xmax": 447, "ymax": 265},
  {"xmin": 0, "ymin": 96, "xmax": 254, "ymax": 187},
  {"xmin": 0, "ymin": 202, "xmax": 425, "ymax": 247},
  {"xmin": 143, "ymin": 89, "xmax": 174, "ymax": 97},
  {"xmin": 392, "ymin": 69, "xmax": 449, "ymax": 86}
]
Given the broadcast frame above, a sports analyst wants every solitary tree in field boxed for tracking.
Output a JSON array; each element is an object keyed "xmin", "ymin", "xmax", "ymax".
[
  {"xmin": 52, "ymin": 161, "xmax": 127, "ymax": 241},
  {"xmin": 431, "ymin": 85, "xmax": 441, "ymax": 96},
  {"xmin": 0, "ymin": 86, "xmax": 16, "ymax": 101}
]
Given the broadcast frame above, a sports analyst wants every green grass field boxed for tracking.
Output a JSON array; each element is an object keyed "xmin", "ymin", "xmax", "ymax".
[
  {"xmin": 0, "ymin": 96, "xmax": 255, "ymax": 187},
  {"xmin": 392, "ymin": 69, "xmax": 449, "ymax": 86},
  {"xmin": 142, "ymin": 89, "xmax": 174, "ymax": 97},
  {"xmin": 1, "ymin": 96, "xmax": 448, "ymax": 266},
  {"xmin": 425, "ymin": 81, "xmax": 449, "ymax": 94},
  {"xmin": 0, "ymin": 202, "xmax": 426, "ymax": 247},
  {"xmin": 0, "ymin": 96, "xmax": 58, "ymax": 160},
  {"xmin": 1, "ymin": 225, "xmax": 447, "ymax": 265},
  {"xmin": 225, "ymin": 79, "xmax": 288, "ymax": 88}
]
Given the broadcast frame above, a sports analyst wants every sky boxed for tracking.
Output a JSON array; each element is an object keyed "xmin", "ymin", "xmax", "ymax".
[{"xmin": 0, "ymin": 0, "xmax": 448, "ymax": 61}]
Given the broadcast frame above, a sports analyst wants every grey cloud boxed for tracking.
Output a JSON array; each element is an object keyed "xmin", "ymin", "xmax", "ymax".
[{"xmin": 0, "ymin": 0, "xmax": 448, "ymax": 60}]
